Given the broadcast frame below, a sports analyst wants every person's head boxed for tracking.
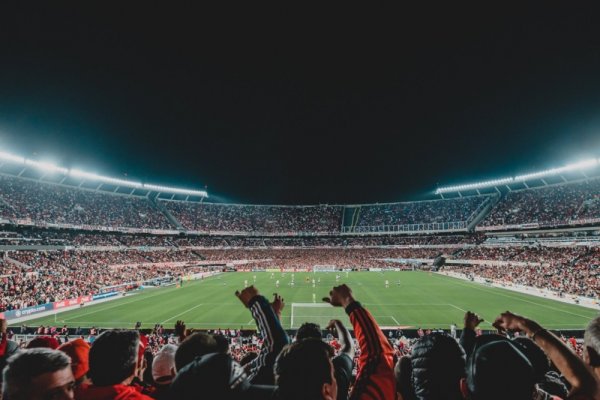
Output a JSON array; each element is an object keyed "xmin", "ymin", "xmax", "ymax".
[
  {"xmin": 296, "ymin": 323, "xmax": 322, "ymax": 341},
  {"xmin": 275, "ymin": 338, "xmax": 337, "ymax": 400},
  {"xmin": 395, "ymin": 356, "xmax": 416, "ymax": 400},
  {"xmin": 58, "ymin": 338, "xmax": 90, "ymax": 384},
  {"xmin": 411, "ymin": 333, "xmax": 465, "ymax": 400},
  {"xmin": 170, "ymin": 352, "xmax": 276, "ymax": 400},
  {"xmin": 584, "ymin": 315, "xmax": 600, "ymax": 371},
  {"xmin": 214, "ymin": 334, "xmax": 230, "ymax": 354},
  {"xmin": 152, "ymin": 344, "xmax": 177, "ymax": 386},
  {"xmin": 462, "ymin": 339, "xmax": 535, "ymax": 400},
  {"xmin": 26, "ymin": 336, "xmax": 60, "ymax": 350},
  {"xmin": 2, "ymin": 348, "xmax": 75, "ymax": 400},
  {"xmin": 512, "ymin": 337, "xmax": 550, "ymax": 381},
  {"xmin": 175, "ymin": 332, "xmax": 218, "ymax": 371},
  {"xmin": 87, "ymin": 330, "xmax": 140, "ymax": 386}
]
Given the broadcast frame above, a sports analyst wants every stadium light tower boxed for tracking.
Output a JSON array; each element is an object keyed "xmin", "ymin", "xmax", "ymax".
[
  {"xmin": 435, "ymin": 157, "xmax": 599, "ymax": 195},
  {"xmin": 0, "ymin": 150, "xmax": 208, "ymax": 198}
]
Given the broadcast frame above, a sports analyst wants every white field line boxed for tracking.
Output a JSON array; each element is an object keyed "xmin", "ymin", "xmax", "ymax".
[
  {"xmin": 391, "ymin": 316, "xmax": 400, "ymax": 325},
  {"xmin": 443, "ymin": 277, "xmax": 594, "ymax": 320},
  {"xmin": 62, "ymin": 290, "xmax": 174, "ymax": 321},
  {"xmin": 160, "ymin": 303, "xmax": 204, "ymax": 324}
]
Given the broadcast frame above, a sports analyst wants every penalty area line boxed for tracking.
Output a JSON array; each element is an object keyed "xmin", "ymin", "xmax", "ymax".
[{"xmin": 160, "ymin": 303, "xmax": 204, "ymax": 324}]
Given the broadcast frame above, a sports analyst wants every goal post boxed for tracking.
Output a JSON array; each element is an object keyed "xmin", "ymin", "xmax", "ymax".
[{"xmin": 290, "ymin": 303, "xmax": 349, "ymax": 329}]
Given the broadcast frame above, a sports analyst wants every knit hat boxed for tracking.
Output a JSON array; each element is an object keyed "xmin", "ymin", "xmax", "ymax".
[{"xmin": 58, "ymin": 338, "xmax": 90, "ymax": 380}]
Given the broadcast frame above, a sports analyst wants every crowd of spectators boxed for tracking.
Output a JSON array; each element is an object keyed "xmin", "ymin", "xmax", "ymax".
[
  {"xmin": 447, "ymin": 245, "xmax": 599, "ymax": 297},
  {"xmin": 355, "ymin": 196, "xmax": 488, "ymax": 227},
  {"xmin": 0, "ymin": 175, "xmax": 173, "ymax": 230},
  {"xmin": 482, "ymin": 179, "xmax": 600, "ymax": 228},
  {"xmin": 195, "ymin": 247, "xmax": 451, "ymax": 269},
  {"xmin": 2, "ymin": 285, "xmax": 600, "ymax": 399},
  {"xmin": 162, "ymin": 202, "xmax": 344, "ymax": 233},
  {"xmin": 0, "ymin": 250, "xmax": 203, "ymax": 312},
  {"xmin": 452, "ymin": 245, "xmax": 590, "ymax": 264},
  {"xmin": 0, "ymin": 228, "xmax": 483, "ymax": 248}
]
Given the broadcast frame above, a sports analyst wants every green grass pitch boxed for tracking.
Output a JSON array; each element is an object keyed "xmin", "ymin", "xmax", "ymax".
[{"xmin": 23, "ymin": 272, "xmax": 599, "ymax": 330}]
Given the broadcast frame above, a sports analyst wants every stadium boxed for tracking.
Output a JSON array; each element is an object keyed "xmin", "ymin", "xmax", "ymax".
[
  {"xmin": 3, "ymin": 5, "xmax": 600, "ymax": 400},
  {"xmin": 0, "ymin": 151, "xmax": 597, "ymax": 332}
]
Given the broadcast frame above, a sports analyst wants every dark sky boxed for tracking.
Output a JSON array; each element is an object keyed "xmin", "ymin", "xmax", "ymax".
[{"xmin": 1, "ymin": 4, "xmax": 600, "ymax": 204}]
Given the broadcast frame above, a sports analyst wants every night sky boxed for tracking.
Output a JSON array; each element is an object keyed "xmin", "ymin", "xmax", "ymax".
[{"xmin": 1, "ymin": 4, "xmax": 600, "ymax": 204}]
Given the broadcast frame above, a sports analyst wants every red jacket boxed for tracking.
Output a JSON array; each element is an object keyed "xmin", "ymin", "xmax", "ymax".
[
  {"xmin": 75, "ymin": 383, "xmax": 154, "ymax": 400},
  {"xmin": 346, "ymin": 302, "xmax": 396, "ymax": 400}
]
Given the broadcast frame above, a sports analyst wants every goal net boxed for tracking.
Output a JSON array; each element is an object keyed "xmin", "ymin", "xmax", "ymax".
[{"xmin": 290, "ymin": 303, "xmax": 349, "ymax": 329}]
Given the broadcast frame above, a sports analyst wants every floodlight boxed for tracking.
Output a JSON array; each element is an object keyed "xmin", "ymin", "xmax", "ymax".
[
  {"xmin": 143, "ymin": 183, "xmax": 208, "ymax": 197},
  {"xmin": 436, "ymin": 157, "xmax": 600, "ymax": 194},
  {"xmin": 0, "ymin": 149, "xmax": 208, "ymax": 197},
  {"xmin": 25, "ymin": 160, "xmax": 69, "ymax": 174},
  {"xmin": 0, "ymin": 152, "xmax": 26, "ymax": 164}
]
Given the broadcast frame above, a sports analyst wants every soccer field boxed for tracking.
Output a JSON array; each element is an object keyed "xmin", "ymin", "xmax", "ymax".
[{"xmin": 23, "ymin": 272, "xmax": 599, "ymax": 330}]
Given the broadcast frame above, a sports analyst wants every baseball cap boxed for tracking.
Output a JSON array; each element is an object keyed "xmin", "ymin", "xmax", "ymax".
[
  {"xmin": 466, "ymin": 337, "xmax": 535, "ymax": 400},
  {"xmin": 169, "ymin": 352, "xmax": 276, "ymax": 400},
  {"xmin": 58, "ymin": 338, "xmax": 90, "ymax": 381},
  {"xmin": 152, "ymin": 344, "xmax": 177, "ymax": 385}
]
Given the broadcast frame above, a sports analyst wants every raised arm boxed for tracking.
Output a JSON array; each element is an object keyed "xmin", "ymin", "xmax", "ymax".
[
  {"xmin": 236, "ymin": 286, "xmax": 290, "ymax": 385},
  {"xmin": 327, "ymin": 319, "xmax": 355, "ymax": 360},
  {"xmin": 494, "ymin": 311, "xmax": 600, "ymax": 399},
  {"xmin": 323, "ymin": 284, "xmax": 395, "ymax": 400},
  {"xmin": 459, "ymin": 311, "xmax": 484, "ymax": 358}
]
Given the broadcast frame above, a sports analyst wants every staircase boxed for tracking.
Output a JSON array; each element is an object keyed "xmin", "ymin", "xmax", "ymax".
[
  {"xmin": 149, "ymin": 197, "xmax": 184, "ymax": 230},
  {"xmin": 466, "ymin": 194, "xmax": 500, "ymax": 231},
  {"xmin": 342, "ymin": 206, "xmax": 362, "ymax": 233}
]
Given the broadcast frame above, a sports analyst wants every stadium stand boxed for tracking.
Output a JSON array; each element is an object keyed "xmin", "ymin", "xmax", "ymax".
[
  {"xmin": 481, "ymin": 178, "xmax": 600, "ymax": 229},
  {"xmin": 0, "ymin": 167, "xmax": 600, "ymax": 399},
  {"xmin": 0, "ymin": 175, "xmax": 173, "ymax": 230}
]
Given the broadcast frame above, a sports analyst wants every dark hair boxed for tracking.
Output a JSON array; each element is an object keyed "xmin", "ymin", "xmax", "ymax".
[
  {"xmin": 466, "ymin": 340, "xmax": 534, "ymax": 400},
  {"xmin": 296, "ymin": 323, "xmax": 322, "ymax": 341},
  {"xmin": 513, "ymin": 337, "xmax": 549, "ymax": 380},
  {"xmin": 213, "ymin": 334, "xmax": 230, "ymax": 354},
  {"xmin": 2, "ymin": 348, "xmax": 71, "ymax": 400},
  {"xmin": 275, "ymin": 338, "xmax": 335, "ymax": 400},
  {"xmin": 395, "ymin": 356, "xmax": 416, "ymax": 400},
  {"xmin": 88, "ymin": 330, "xmax": 139, "ymax": 386},
  {"xmin": 411, "ymin": 333, "xmax": 465, "ymax": 400},
  {"xmin": 175, "ymin": 332, "xmax": 218, "ymax": 371}
]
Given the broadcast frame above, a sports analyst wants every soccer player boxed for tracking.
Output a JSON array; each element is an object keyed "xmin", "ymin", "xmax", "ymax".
[
  {"xmin": 253, "ymin": 275, "xmax": 257, "ymax": 283},
  {"xmin": 335, "ymin": 274, "xmax": 340, "ymax": 283},
  {"xmin": 385, "ymin": 280, "xmax": 389, "ymax": 288},
  {"xmin": 276, "ymin": 280, "xmax": 280, "ymax": 288},
  {"xmin": 244, "ymin": 280, "xmax": 248, "ymax": 288}
]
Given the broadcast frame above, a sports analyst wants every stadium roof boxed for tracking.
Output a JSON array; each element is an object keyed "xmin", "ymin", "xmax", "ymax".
[
  {"xmin": 435, "ymin": 158, "xmax": 600, "ymax": 194},
  {"xmin": 0, "ymin": 151, "xmax": 208, "ymax": 198}
]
